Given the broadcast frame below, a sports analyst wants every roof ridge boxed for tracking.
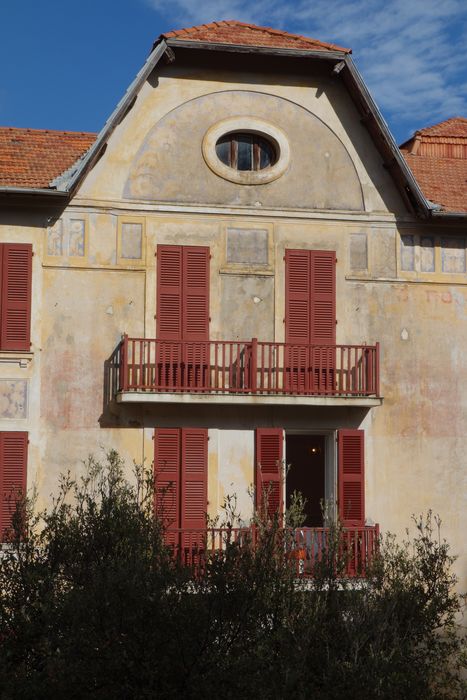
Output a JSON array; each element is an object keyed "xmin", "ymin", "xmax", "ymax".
[
  {"xmin": 162, "ymin": 20, "xmax": 351, "ymax": 53},
  {"xmin": 0, "ymin": 125, "xmax": 97, "ymax": 137},
  {"xmin": 416, "ymin": 116, "xmax": 467, "ymax": 136}
]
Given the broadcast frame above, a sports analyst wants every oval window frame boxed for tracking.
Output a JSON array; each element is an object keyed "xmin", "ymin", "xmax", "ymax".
[{"xmin": 202, "ymin": 117, "xmax": 290, "ymax": 185}]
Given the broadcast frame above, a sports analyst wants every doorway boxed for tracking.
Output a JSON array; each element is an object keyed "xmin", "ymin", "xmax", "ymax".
[{"xmin": 285, "ymin": 434, "xmax": 326, "ymax": 527}]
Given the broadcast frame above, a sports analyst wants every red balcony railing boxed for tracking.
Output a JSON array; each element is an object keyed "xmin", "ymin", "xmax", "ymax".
[
  {"xmin": 165, "ymin": 525, "xmax": 380, "ymax": 578},
  {"xmin": 110, "ymin": 336, "xmax": 380, "ymax": 398}
]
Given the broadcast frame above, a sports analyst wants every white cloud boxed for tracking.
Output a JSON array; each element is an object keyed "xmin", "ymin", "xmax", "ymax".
[{"xmin": 145, "ymin": 0, "xmax": 467, "ymax": 140}]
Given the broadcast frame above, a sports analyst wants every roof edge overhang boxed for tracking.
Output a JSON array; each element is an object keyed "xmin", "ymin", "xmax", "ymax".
[
  {"xmin": 165, "ymin": 38, "xmax": 348, "ymax": 60},
  {"xmin": 431, "ymin": 210, "xmax": 467, "ymax": 220},
  {"xmin": 0, "ymin": 186, "xmax": 68, "ymax": 197}
]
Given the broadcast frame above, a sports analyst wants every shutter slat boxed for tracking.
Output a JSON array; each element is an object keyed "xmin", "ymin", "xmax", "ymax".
[
  {"xmin": 338, "ymin": 429, "xmax": 365, "ymax": 527},
  {"xmin": 1, "ymin": 244, "xmax": 32, "ymax": 351},
  {"xmin": 0, "ymin": 431, "xmax": 28, "ymax": 538},
  {"xmin": 255, "ymin": 428, "xmax": 283, "ymax": 520}
]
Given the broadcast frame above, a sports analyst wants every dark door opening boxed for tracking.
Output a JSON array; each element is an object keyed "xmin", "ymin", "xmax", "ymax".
[{"xmin": 286, "ymin": 434, "xmax": 326, "ymax": 527}]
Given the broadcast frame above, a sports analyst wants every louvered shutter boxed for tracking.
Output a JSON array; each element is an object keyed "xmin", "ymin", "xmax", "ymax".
[
  {"xmin": 154, "ymin": 428, "xmax": 181, "ymax": 545},
  {"xmin": 157, "ymin": 246, "xmax": 183, "ymax": 340},
  {"xmin": 0, "ymin": 431, "xmax": 28, "ymax": 539},
  {"xmin": 285, "ymin": 250, "xmax": 311, "ymax": 392},
  {"xmin": 181, "ymin": 428, "xmax": 207, "ymax": 534},
  {"xmin": 157, "ymin": 246, "xmax": 183, "ymax": 388},
  {"xmin": 255, "ymin": 428, "xmax": 283, "ymax": 520},
  {"xmin": 0, "ymin": 244, "xmax": 32, "ymax": 351},
  {"xmin": 182, "ymin": 247, "xmax": 209, "ymax": 388},
  {"xmin": 310, "ymin": 250, "xmax": 336, "ymax": 345},
  {"xmin": 182, "ymin": 247, "xmax": 209, "ymax": 341},
  {"xmin": 338, "ymin": 429, "xmax": 365, "ymax": 527},
  {"xmin": 285, "ymin": 250, "xmax": 310, "ymax": 345},
  {"xmin": 310, "ymin": 251, "xmax": 336, "ymax": 392}
]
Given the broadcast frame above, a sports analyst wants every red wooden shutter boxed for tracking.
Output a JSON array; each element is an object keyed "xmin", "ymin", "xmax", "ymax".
[
  {"xmin": 310, "ymin": 250, "xmax": 336, "ymax": 345},
  {"xmin": 181, "ymin": 428, "xmax": 207, "ymax": 532},
  {"xmin": 0, "ymin": 244, "xmax": 32, "ymax": 351},
  {"xmin": 154, "ymin": 428, "xmax": 181, "ymax": 544},
  {"xmin": 0, "ymin": 431, "xmax": 28, "ymax": 538},
  {"xmin": 285, "ymin": 250, "xmax": 311, "ymax": 392},
  {"xmin": 182, "ymin": 247, "xmax": 209, "ymax": 341},
  {"xmin": 285, "ymin": 249, "xmax": 336, "ymax": 345},
  {"xmin": 156, "ymin": 245, "xmax": 183, "ymax": 340},
  {"xmin": 338, "ymin": 429, "xmax": 365, "ymax": 527},
  {"xmin": 255, "ymin": 428, "xmax": 283, "ymax": 520},
  {"xmin": 285, "ymin": 249, "xmax": 310, "ymax": 345}
]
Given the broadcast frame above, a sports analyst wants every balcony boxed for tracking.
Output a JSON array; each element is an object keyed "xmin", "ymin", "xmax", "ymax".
[
  {"xmin": 110, "ymin": 336, "xmax": 381, "ymax": 407},
  {"xmin": 167, "ymin": 525, "xmax": 380, "ymax": 578}
]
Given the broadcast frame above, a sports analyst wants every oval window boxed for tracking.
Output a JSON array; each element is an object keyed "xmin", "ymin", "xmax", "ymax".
[{"xmin": 215, "ymin": 132, "xmax": 277, "ymax": 172}]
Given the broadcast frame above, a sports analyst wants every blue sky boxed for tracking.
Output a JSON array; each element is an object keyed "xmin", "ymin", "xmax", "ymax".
[{"xmin": 1, "ymin": 0, "xmax": 466, "ymax": 144}]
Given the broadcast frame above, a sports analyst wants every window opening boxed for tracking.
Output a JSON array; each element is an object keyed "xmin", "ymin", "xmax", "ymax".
[{"xmin": 216, "ymin": 132, "xmax": 277, "ymax": 171}]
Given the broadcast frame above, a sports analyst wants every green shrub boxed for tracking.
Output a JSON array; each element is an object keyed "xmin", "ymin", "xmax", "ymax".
[{"xmin": 0, "ymin": 452, "xmax": 464, "ymax": 699}]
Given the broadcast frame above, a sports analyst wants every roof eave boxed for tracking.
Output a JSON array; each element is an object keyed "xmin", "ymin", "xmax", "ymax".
[
  {"xmin": 165, "ymin": 38, "xmax": 349, "ymax": 59},
  {"xmin": 0, "ymin": 186, "xmax": 68, "ymax": 197},
  {"xmin": 431, "ymin": 209, "xmax": 467, "ymax": 220}
]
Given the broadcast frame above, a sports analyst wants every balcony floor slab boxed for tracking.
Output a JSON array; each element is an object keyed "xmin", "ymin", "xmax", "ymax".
[{"xmin": 116, "ymin": 391, "xmax": 383, "ymax": 407}]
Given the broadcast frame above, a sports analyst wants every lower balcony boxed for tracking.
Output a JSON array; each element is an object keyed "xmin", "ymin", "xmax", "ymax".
[
  {"xmin": 166, "ymin": 525, "xmax": 380, "ymax": 578},
  {"xmin": 109, "ymin": 336, "xmax": 381, "ymax": 407}
]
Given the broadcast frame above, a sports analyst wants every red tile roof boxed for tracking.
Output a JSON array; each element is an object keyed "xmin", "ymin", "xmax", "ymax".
[
  {"xmin": 400, "ymin": 118, "xmax": 467, "ymax": 212},
  {"xmin": 0, "ymin": 127, "xmax": 96, "ymax": 189},
  {"xmin": 401, "ymin": 154, "xmax": 467, "ymax": 213},
  {"xmin": 162, "ymin": 20, "xmax": 351, "ymax": 53},
  {"xmin": 414, "ymin": 117, "xmax": 467, "ymax": 138}
]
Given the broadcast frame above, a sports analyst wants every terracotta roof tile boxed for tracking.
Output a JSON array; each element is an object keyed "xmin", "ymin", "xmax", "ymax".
[
  {"xmin": 162, "ymin": 20, "xmax": 351, "ymax": 53},
  {"xmin": 400, "ymin": 118, "xmax": 467, "ymax": 212},
  {"xmin": 415, "ymin": 117, "xmax": 467, "ymax": 138},
  {"xmin": 0, "ymin": 127, "xmax": 96, "ymax": 189}
]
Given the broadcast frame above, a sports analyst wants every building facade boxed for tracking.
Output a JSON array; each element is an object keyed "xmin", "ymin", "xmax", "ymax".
[{"xmin": 0, "ymin": 22, "xmax": 466, "ymax": 584}]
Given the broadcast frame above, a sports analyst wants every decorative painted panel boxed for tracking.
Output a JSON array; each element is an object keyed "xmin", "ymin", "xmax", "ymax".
[
  {"xmin": 442, "ymin": 238, "xmax": 466, "ymax": 273},
  {"xmin": 226, "ymin": 228, "xmax": 269, "ymax": 265},
  {"xmin": 0, "ymin": 380, "xmax": 28, "ymax": 419},
  {"xmin": 400, "ymin": 235, "xmax": 415, "ymax": 271},
  {"xmin": 420, "ymin": 236, "xmax": 435, "ymax": 272},
  {"xmin": 349, "ymin": 233, "xmax": 368, "ymax": 271},
  {"xmin": 47, "ymin": 220, "xmax": 64, "ymax": 256},
  {"xmin": 47, "ymin": 218, "xmax": 86, "ymax": 258},
  {"xmin": 68, "ymin": 219, "xmax": 85, "ymax": 257},
  {"xmin": 121, "ymin": 223, "xmax": 143, "ymax": 259}
]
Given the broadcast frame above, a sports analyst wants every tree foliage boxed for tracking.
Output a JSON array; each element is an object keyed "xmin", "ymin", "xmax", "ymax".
[{"xmin": 0, "ymin": 452, "xmax": 465, "ymax": 699}]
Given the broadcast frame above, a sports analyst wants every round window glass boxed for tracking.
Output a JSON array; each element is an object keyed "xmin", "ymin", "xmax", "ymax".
[{"xmin": 215, "ymin": 132, "xmax": 277, "ymax": 172}]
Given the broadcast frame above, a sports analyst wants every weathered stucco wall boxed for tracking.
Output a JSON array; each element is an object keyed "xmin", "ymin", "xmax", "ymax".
[
  {"xmin": 77, "ymin": 65, "xmax": 406, "ymax": 214},
  {"xmin": 0, "ymin": 54, "xmax": 465, "ymax": 594}
]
